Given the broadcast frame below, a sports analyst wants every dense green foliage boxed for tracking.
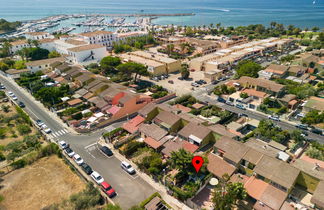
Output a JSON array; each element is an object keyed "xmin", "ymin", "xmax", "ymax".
[
  {"xmin": 117, "ymin": 62, "xmax": 149, "ymax": 82},
  {"xmin": 301, "ymin": 110, "xmax": 324, "ymax": 125},
  {"xmin": 214, "ymin": 84, "xmax": 236, "ymax": 96},
  {"xmin": 48, "ymin": 50, "xmax": 61, "ymax": 58},
  {"xmin": 254, "ymin": 120, "xmax": 290, "ymax": 144},
  {"xmin": 0, "ymin": 19, "xmax": 21, "ymax": 33},
  {"xmin": 113, "ymin": 35, "xmax": 156, "ymax": 53},
  {"xmin": 306, "ymin": 142, "xmax": 324, "ymax": 161},
  {"xmin": 235, "ymin": 60, "xmax": 262, "ymax": 78},
  {"xmin": 275, "ymin": 78, "xmax": 317, "ymax": 99},
  {"xmin": 100, "ymin": 56, "xmax": 121, "ymax": 74},
  {"xmin": 212, "ymin": 174, "xmax": 247, "ymax": 210}
]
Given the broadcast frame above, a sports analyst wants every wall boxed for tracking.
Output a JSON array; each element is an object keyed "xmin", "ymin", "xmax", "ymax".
[{"xmin": 295, "ymin": 172, "xmax": 320, "ymax": 193}]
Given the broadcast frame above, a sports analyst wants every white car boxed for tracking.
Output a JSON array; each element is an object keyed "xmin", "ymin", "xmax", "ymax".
[
  {"xmin": 44, "ymin": 128, "xmax": 52, "ymax": 134},
  {"xmin": 12, "ymin": 95, "xmax": 18, "ymax": 100},
  {"xmin": 59, "ymin": 140, "xmax": 69, "ymax": 149},
  {"xmin": 121, "ymin": 161, "xmax": 135, "ymax": 175},
  {"xmin": 268, "ymin": 115, "xmax": 280, "ymax": 121},
  {"xmin": 91, "ymin": 171, "xmax": 104, "ymax": 184},
  {"xmin": 41, "ymin": 124, "xmax": 48, "ymax": 129},
  {"xmin": 64, "ymin": 147, "xmax": 75, "ymax": 157},
  {"xmin": 73, "ymin": 154, "xmax": 84, "ymax": 165},
  {"xmin": 7, "ymin": 91, "xmax": 14, "ymax": 97}
]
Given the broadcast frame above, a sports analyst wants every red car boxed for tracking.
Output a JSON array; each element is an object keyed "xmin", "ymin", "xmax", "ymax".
[{"xmin": 101, "ymin": 181, "xmax": 116, "ymax": 198}]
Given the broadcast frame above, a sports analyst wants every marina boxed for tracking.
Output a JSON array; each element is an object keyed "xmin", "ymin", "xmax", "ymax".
[{"xmin": 2, "ymin": 13, "xmax": 194, "ymax": 38}]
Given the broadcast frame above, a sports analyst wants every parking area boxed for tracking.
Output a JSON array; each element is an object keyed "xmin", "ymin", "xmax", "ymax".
[{"xmin": 144, "ymin": 71, "xmax": 208, "ymax": 95}]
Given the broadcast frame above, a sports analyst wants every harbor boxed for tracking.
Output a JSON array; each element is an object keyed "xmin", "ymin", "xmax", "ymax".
[{"xmin": 3, "ymin": 13, "xmax": 194, "ymax": 38}]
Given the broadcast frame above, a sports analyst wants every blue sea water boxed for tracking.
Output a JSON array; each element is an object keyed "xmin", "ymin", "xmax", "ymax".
[{"xmin": 0, "ymin": 0, "xmax": 324, "ymax": 28}]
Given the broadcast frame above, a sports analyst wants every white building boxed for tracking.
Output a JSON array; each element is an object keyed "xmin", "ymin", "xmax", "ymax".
[
  {"xmin": 78, "ymin": 31, "xmax": 117, "ymax": 48},
  {"xmin": 67, "ymin": 44, "xmax": 108, "ymax": 64},
  {"xmin": 25, "ymin": 32, "xmax": 54, "ymax": 40},
  {"xmin": 54, "ymin": 37, "xmax": 88, "ymax": 54},
  {"xmin": 39, "ymin": 38, "xmax": 57, "ymax": 52},
  {"xmin": 25, "ymin": 57, "xmax": 66, "ymax": 73},
  {"xmin": 9, "ymin": 40, "xmax": 30, "ymax": 54}
]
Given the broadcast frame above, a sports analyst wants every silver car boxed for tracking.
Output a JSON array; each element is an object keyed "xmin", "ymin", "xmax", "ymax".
[{"xmin": 121, "ymin": 161, "xmax": 135, "ymax": 175}]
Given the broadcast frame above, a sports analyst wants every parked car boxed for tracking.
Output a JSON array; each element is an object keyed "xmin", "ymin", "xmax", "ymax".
[
  {"xmin": 0, "ymin": 85, "xmax": 6, "ymax": 89},
  {"xmin": 36, "ymin": 119, "xmax": 44, "ymax": 127},
  {"xmin": 59, "ymin": 140, "xmax": 69, "ymax": 149},
  {"xmin": 168, "ymin": 80, "xmax": 174, "ymax": 84},
  {"xmin": 41, "ymin": 124, "xmax": 48, "ymax": 130},
  {"xmin": 225, "ymin": 101, "xmax": 234, "ymax": 106},
  {"xmin": 64, "ymin": 147, "xmax": 75, "ymax": 157},
  {"xmin": 296, "ymin": 124, "xmax": 308, "ymax": 130},
  {"xmin": 235, "ymin": 104, "xmax": 246, "ymax": 110},
  {"xmin": 101, "ymin": 181, "xmax": 116, "ymax": 198},
  {"xmin": 18, "ymin": 101, "xmax": 25, "ymax": 108},
  {"xmin": 12, "ymin": 95, "xmax": 18, "ymax": 100},
  {"xmin": 81, "ymin": 163, "xmax": 93, "ymax": 175},
  {"xmin": 44, "ymin": 128, "xmax": 52, "ymax": 134},
  {"xmin": 211, "ymin": 80, "xmax": 219, "ymax": 85},
  {"xmin": 311, "ymin": 128, "xmax": 323, "ymax": 136},
  {"xmin": 91, "ymin": 171, "xmax": 104, "ymax": 184},
  {"xmin": 2, "ymin": 98, "xmax": 8, "ymax": 102},
  {"xmin": 177, "ymin": 77, "xmax": 184, "ymax": 80},
  {"xmin": 121, "ymin": 161, "xmax": 135, "ymax": 175},
  {"xmin": 73, "ymin": 154, "xmax": 84, "ymax": 165},
  {"xmin": 100, "ymin": 146, "xmax": 113, "ymax": 157},
  {"xmin": 7, "ymin": 91, "xmax": 14, "ymax": 97},
  {"xmin": 268, "ymin": 115, "xmax": 280, "ymax": 121}
]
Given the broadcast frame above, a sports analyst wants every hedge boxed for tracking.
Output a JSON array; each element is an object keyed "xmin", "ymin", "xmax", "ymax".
[{"xmin": 139, "ymin": 192, "xmax": 161, "ymax": 208}]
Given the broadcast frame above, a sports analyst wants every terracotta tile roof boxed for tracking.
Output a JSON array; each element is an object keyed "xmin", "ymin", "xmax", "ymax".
[
  {"xmin": 10, "ymin": 39, "xmax": 28, "ymax": 46},
  {"xmin": 154, "ymin": 111, "xmax": 181, "ymax": 127},
  {"xmin": 107, "ymin": 106, "xmax": 121, "ymax": 115},
  {"xmin": 39, "ymin": 38, "xmax": 56, "ymax": 43},
  {"xmin": 256, "ymin": 185, "xmax": 288, "ymax": 210},
  {"xmin": 311, "ymin": 181, "xmax": 324, "ymax": 209},
  {"xmin": 122, "ymin": 115, "xmax": 145, "ymax": 134},
  {"xmin": 83, "ymin": 92, "xmax": 94, "ymax": 100},
  {"xmin": 264, "ymin": 64, "xmax": 289, "ymax": 75},
  {"xmin": 65, "ymin": 39, "xmax": 87, "ymax": 45},
  {"xmin": 139, "ymin": 123, "xmax": 168, "ymax": 141},
  {"xmin": 207, "ymin": 153, "xmax": 236, "ymax": 178},
  {"xmin": 254, "ymin": 155, "xmax": 300, "ymax": 190},
  {"xmin": 53, "ymin": 76, "xmax": 68, "ymax": 84},
  {"xmin": 237, "ymin": 76, "xmax": 285, "ymax": 93},
  {"xmin": 67, "ymin": 98, "xmax": 82, "ymax": 106},
  {"xmin": 25, "ymin": 57, "xmax": 66, "ymax": 67},
  {"xmin": 182, "ymin": 141, "xmax": 199, "ymax": 153},
  {"xmin": 242, "ymin": 148, "xmax": 264, "ymax": 165},
  {"xmin": 161, "ymin": 138, "xmax": 183, "ymax": 157},
  {"xmin": 172, "ymin": 104, "xmax": 191, "ymax": 113},
  {"xmin": 192, "ymin": 103, "xmax": 205, "ymax": 109},
  {"xmin": 288, "ymin": 65, "xmax": 307, "ymax": 74},
  {"xmin": 214, "ymin": 136, "xmax": 248, "ymax": 164},
  {"xmin": 291, "ymin": 159, "xmax": 324, "ymax": 181},
  {"xmin": 244, "ymin": 176, "xmax": 269, "ymax": 200},
  {"xmin": 79, "ymin": 30, "xmax": 113, "ymax": 37},
  {"xmin": 242, "ymin": 89, "xmax": 267, "ymax": 98},
  {"xmin": 144, "ymin": 137, "xmax": 163, "ymax": 149},
  {"xmin": 67, "ymin": 44, "xmax": 104, "ymax": 52},
  {"xmin": 208, "ymin": 124, "xmax": 238, "ymax": 138},
  {"xmin": 178, "ymin": 122, "xmax": 211, "ymax": 140}
]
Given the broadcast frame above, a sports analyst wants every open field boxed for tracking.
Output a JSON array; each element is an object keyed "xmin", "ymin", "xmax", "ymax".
[{"xmin": 0, "ymin": 155, "xmax": 86, "ymax": 210}]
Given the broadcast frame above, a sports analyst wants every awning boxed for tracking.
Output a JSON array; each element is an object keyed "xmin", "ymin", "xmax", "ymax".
[{"xmin": 189, "ymin": 134, "xmax": 203, "ymax": 144}]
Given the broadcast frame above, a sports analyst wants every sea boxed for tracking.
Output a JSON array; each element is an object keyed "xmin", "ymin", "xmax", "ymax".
[{"xmin": 1, "ymin": 0, "xmax": 324, "ymax": 28}]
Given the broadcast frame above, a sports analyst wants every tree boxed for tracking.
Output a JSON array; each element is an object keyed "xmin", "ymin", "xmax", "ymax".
[
  {"xmin": 212, "ymin": 174, "xmax": 247, "ymax": 210},
  {"xmin": 31, "ymin": 40, "xmax": 39, "ymax": 48},
  {"xmin": 235, "ymin": 60, "xmax": 262, "ymax": 78},
  {"xmin": 290, "ymin": 130, "xmax": 305, "ymax": 143},
  {"xmin": 117, "ymin": 62, "xmax": 149, "ymax": 82},
  {"xmin": 28, "ymin": 48, "xmax": 49, "ymax": 60},
  {"xmin": 13, "ymin": 60, "xmax": 26, "ymax": 69},
  {"xmin": 48, "ymin": 50, "xmax": 60, "ymax": 58},
  {"xmin": 100, "ymin": 56, "xmax": 121, "ymax": 74},
  {"xmin": 166, "ymin": 44, "xmax": 174, "ymax": 55},
  {"xmin": 16, "ymin": 124, "xmax": 31, "ymax": 135},
  {"xmin": 240, "ymin": 92, "xmax": 249, "ymax": 99},
  {"xmin": 0, "ymin": 62, "xmax": 9, "ymax": 71},
  {"xmin": 312, "ymin": 27, "xmax": 319, "ymax": 32},
  {"xmin": 180, "ymin": 65, "xmax": 190, "ymax": 79},
  {"xmin": 170, "ymin": 149, "xmax": 194, "ymax": 176},
  {"xmin": 1, "ymin": 41, "xmax": 12, "ymax": 57}
]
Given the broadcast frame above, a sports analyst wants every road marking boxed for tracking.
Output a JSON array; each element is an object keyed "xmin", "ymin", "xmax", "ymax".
[
  {"xmin": 63, "ymin": 129, "xmax": 68, "ymax": 133},
  {"xmin": 85, "ymin": 142, "xmax": 97, "ymax": 149},
  {"xmin": 96, "ymin": 144, "xmax": 113, "ymax": 159},
  {"xmin": 61, "ymin": 129, "xmax": 67, "ymax": 134},
  {"xmin": 86, "ymin": 150, "xmax": 96, "ymax": 159},
  {"xmin": 57, "ymin": 130, "xmax": 64, "ymax": 135},
  {"xmin": 52, "ymin": 133, "xmax": 57, "ymax": 138}
]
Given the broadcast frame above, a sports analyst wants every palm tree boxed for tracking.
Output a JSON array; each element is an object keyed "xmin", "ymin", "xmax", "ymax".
[
  {"xmin": 166, "ymin": 44, "xmax": 174, "ymax": 55},
  {"xmin": 210, "ymin": 23, "xmax": 214, "ymax": 29}
]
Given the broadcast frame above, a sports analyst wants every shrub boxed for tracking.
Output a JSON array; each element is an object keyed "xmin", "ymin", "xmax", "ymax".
[
  {"xmin": 123, "ymin": 141, "xmax": 145, "ymax": 158},
  {"xmin": 16, "ymin": 124, "xmax": 32, "ymax": 135},
  {"xmin": 0, "ymin": 151, "xmax": 5, "ymax": 161},
  {"xmin": 10, "ymin": 159, "xmax": 27, "ymax": 169},
  {"xmin": 72, "ymin": 112, "xmax": 83, "ymax": 120},
  {"xmin": 38, "ymin": 143, "xmax": 61, "ymax": 158},
  {"xmin": 0, "ymin": 127, "xmax": 6, "ymax": 139}
]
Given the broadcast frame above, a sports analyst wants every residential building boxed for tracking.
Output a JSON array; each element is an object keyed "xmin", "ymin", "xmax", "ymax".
[
  {"xmin": 118, "ymin": 51, "xmax": 181, "ymax": 75},
  {"xmin": 54, "ymin": 37, "xmax": 88, "ymax": 54},
  {"xmin": 177, "ymin": 122, "xmax": 213, "ymax": 146},
  {"xmin": 303, "ymin": 96, "xmax": 324, "ymax": 113},
  {"xmin": 67, "ymin": 44, "xmax": 108, "ymax": 64},
  {"xmin": 288, "ymin": 65, "xmax": 307, "ymax": 77},
  {"xmin": 25, "ymin": 32, "xmax": 54, "ymax": 40},
  {"xmin": 25, "ymin": 57, "xmax": 66, "ymax": 72},
  {"xmin": 261, "ymin": 64, "xmax": 289, "ymax": 78},
  {"xmin": 234, "ymin": 76, "xmax": 285, "ymax": 97},
  {"xmin": 116, "ymin": 31, "xmax": 148, "ymax": 42},
  {"xmin": 78, "ymin": 31, "xmax": 117, "ymax": 48},
  {"xmin": 9, "ymin": 40, "xmax": 30, "ymax": 54}
]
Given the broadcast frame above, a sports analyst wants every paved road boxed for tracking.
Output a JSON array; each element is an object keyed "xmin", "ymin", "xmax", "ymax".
[
  {"xmin": 0, "ymin": 76, "xmax": 156, "ymax": 209},
  {"xmin": 192, "ymin": 88, "xmax": 324, "ymax": 143}
]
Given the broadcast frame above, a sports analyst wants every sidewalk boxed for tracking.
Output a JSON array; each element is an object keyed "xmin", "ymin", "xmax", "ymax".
[
  {"xmin": 97, "ymin": 138, "xmax": 193, "ymax": 210},
  {"xmin": 0, "ymin": 74, "xmax": 77, "ymax": 134}
]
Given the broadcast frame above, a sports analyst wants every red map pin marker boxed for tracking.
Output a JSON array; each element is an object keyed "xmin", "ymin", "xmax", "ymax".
[{"xmin": 192, "ymin": 156, "xmax": 204, "ymax": 173}]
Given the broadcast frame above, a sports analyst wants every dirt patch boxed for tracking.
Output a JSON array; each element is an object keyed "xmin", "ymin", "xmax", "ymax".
[{"xmin": 0, "ymin": 155, "xmax": 86, "ymax": 210}]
